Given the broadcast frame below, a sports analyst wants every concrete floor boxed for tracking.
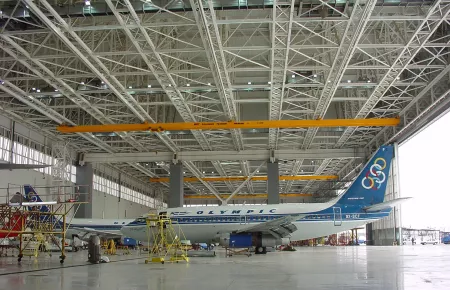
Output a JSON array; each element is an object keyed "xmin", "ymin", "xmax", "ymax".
[{"xmin": 0, "ymin": 245, "xmax": 449, "ymax": 290}]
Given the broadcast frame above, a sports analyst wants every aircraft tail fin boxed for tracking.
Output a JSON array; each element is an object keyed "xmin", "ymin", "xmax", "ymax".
[
  {"xmin": 24, "ymin": 185, "xmax": 50, "ymax": 213},
  {"xmin": 337, "ymin": 145, "xmax": 394, "ymax": 206}
]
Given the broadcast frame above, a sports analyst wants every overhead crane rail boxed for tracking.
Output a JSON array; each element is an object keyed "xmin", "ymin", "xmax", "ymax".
[
  {"xmin": 57, "ymin": 118, "xmax": 400, "ymax": 133},
  {"xmin": 150, "ymin": 175, "xmax": 338, "ymax": 183},
  {"xmin": 185, "ymin": 193, "xmax": 312, "ymax": 199}
]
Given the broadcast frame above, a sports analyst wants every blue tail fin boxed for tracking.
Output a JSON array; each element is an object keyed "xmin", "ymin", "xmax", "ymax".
[
  {"xmin": 337, "ymin": 145, "xmax": 394, "ymax": 206},
  {"xmin": 24, "ymin": 185, "xmax": 50, "ymax": 213}
]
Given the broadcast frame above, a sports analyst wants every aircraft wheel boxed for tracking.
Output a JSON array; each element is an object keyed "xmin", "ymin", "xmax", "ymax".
[{"xmin": 255, "ymin": 246, "xmax": 266, "ymax": 254}]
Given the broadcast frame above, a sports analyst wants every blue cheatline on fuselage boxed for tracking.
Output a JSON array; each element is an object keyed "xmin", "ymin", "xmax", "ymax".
[
  {"xmin": 125, "ymin": 211, "xmax": 391, "ymax": 226},
  {"xmin": 125, "ymin": 144, "xmax": 395, "ymax": 227}
]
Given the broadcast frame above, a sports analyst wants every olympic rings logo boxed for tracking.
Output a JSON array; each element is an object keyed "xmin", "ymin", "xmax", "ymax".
[
  {"xmin": 361, "ymin": 158, "xmax": 387, "ymax": 190},
  {"xmin": 28, "ymin": 192, "xmax": 38, "ymax": 202}
]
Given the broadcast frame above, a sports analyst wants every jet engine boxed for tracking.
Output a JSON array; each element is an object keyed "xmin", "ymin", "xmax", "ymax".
[{"xmin": 218, "ymin": 232, "xmax": 289, "ymax": 253}]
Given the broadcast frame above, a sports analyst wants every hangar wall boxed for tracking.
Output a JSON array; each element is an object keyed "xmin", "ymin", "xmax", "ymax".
[
  {"xmin": 367, "ymin": 144, "xmax": 402, "ymax": 246},
  {"xmin": 91, "ymin": 190, "xmax": 152, "ymax": 219},
  {"xmin": 0, "ymin": 114, "xmax": 156, "ymax": 218},
  {"xmin": 0, "ymin": 168, "xmax": 52, "ymax": 195}
]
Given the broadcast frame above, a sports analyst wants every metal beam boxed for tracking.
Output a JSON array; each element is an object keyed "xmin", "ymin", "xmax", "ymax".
[
  {"xmin": 182, "ymin": 160, "xmax": 224, "ymax": 203},
  {"xmin": 302, "ymin": 0, "xmax": 377, "ymax": 149},
  {"xmin": 185, "ymin": 193, "xmax": 313, "ymax": 199},
  {"xmin": 268, "ymin": 0, "xmax": 296, "ymax": 149},
  {"xmin": 224, "ymin": 161, "xmax": 266, "ymax": 204},
  {"xmin": 23, "ymin": 0, "xmax": 179, "ymax": 153},
  {"xmin": 1, "ymin": 14, "xmax": 446, "ymax": 36},
  {"xmin": 57, "ymin": 118, "xmax": 400, "ymax": 133},
  {"xmin": 190, "ymin": 0, "xmax": 244, "ymax": 151},
  {"xmin": 83, "ymin": 148, "xmax": 365, "ymax": 163},
  {"xmin": 149, "ymin": 175, "xmax": 338, "ymax": 183},
  {"xmin": 335, "ymin": 0, "xmax": 450, "ymax": 147}
]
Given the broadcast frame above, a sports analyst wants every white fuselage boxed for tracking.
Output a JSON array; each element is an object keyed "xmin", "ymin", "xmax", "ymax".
[
  {"xmin": 121, "ymin": 220, "xmax": 374, "ymax": 243},
  {"xmin": 120, "ymin": 201, "xmax": 383, "ymax": 243},
  {"xmin": 65, "ymin": 218, "xmax": 134, "ymax": 240}
]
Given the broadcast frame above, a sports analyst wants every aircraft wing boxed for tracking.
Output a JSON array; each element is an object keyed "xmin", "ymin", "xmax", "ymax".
[
  {"xmin": 234, "ymin": 214, "xmax": 305, "ymax": 238},
  {"xmin": 70, "ymin": 227, "xmax": 123, "ymax": 240}
]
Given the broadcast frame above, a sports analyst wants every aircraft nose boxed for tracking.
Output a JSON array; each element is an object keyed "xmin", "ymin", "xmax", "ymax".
[{"xmin": 120, "ymin": 225, "xmax": 130, "ymax": 236}]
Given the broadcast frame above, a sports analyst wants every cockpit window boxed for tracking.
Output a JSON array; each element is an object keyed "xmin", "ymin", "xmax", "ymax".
[{"xmin": 135, "ymin": 217, "xmax": 146, "ymax": 223}]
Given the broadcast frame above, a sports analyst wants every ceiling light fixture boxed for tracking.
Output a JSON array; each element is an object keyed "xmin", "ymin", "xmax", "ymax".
[
  {"xmin": 207, "ymin": 83, "xmax": 211, "ymax": 85},
  {"xmin": 313, "ymin": 74, "xmax": 317, "ymax": 78},
  {"xmin": 128, "ymin": 86, "xmax": 132, "ymax": 89},
  {"xmin": 147, "ymin": 85, "xmax": 151, "ymax": 88},
  {"xmin": 85, "ymin": 0, "xmax": 91, "ymax": 6},
  {"xmin": 81, "ymin": 82, "xmax": 85, "ymax": 85},
  {"xmin": 367, "ymin": 80, "xmax": 371, "ymax": 83},
  {"xmin": 186, "ymin": 84, "xmax": 190, "ymax": 87},
  {"xmin": 32, "ymin": 88, "xmax": 36, "ymax": 90},
  {"xmin": 268, "ymin": 81, "xmax": 271, "ymax": 84},
  {"xmin": 36, "ymin": 89, "xmax": 41, "ymax": 93},
  {"xmin": 248, "ymin": 82, "xmax": 252, "ymax": 85},
  {"xmin": 347, "ymin": 80, "xmax": 351, "ymax": 83}
]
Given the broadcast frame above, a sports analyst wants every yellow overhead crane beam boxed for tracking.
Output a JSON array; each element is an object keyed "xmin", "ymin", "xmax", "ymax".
[
  {"xmin": 57, "ymin": 118, "xmax": 400, "ymax": 133},
  {"xmin": 185, "ymin": 193, "xmax": 312, "ymax": 199},
  {"xmin": 150, "ymin": 175, "xmax": 338, "ymax": 183}
]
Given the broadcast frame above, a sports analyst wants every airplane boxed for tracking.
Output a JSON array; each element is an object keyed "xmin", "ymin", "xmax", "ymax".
[{"xmin": 121, "ymin": 144, "xmax": 411, "ymax": 254}]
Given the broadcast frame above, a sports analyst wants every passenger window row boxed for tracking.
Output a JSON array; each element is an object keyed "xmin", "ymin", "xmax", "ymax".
[{"xmin": 173, "ymin": 216, "xmax": 277, "ymax": 223}]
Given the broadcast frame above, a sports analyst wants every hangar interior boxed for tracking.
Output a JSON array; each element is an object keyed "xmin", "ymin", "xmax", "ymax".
[{"xmin": 0, "ymin": 0, "xmax": 449, "ymax": 288}]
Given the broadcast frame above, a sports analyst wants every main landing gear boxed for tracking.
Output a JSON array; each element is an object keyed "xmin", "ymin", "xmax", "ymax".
[{"xmin": 255, "ymin": 246, "xmax": 267, "ymax": 254}]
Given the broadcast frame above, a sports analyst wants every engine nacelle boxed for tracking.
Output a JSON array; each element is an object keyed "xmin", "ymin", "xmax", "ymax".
[
  {"xmin": 219, "ymin": 233, "xmax": 252, "ymax": 248},
  {"xmin": 219, "ymin": 233, "xmax": 289, "ymax": 248}
]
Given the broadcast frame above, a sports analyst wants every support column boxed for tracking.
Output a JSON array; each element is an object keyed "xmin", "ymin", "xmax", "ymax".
[
  {"xmin": 169, "ymin": 162, "xmax": 183, "ymax": 208},
  {"xmin": 394, "ymin": 142, "xmax": 402, "ymax": 245},
  {"xmin": 75, "ymin": 163, "xmax": 93, "ymax": 218},
  {"xmin": 267, "ymin": 161, "xmax": 280, "ymax": 204}
]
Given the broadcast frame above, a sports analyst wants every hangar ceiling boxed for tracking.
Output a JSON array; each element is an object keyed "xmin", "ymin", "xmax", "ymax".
[{"xmin": 0, "ymin": 0, "xmax": 449, "ymax": 201}]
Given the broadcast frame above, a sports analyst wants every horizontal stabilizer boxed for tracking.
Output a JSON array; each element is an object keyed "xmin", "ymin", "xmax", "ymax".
[
  {"xmin": 363, "ymin": 197, "xmax": 411, "ymax": 212},
  {"xmin": 0, "ymin": 164, "xmax": 49, "ymax": 170}
]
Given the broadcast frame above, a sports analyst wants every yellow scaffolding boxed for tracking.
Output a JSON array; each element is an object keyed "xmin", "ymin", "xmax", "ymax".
[
  {"xmin": 145, "ymin": 214, "xmax": 188, "ymax": 264},
  {"xmin": 57, "ymin": 118, "xmax": 400, "ymax": 133},
  {"xmin": 0, "ymin": 185, "xmax": 90, "ymax": 264}
]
